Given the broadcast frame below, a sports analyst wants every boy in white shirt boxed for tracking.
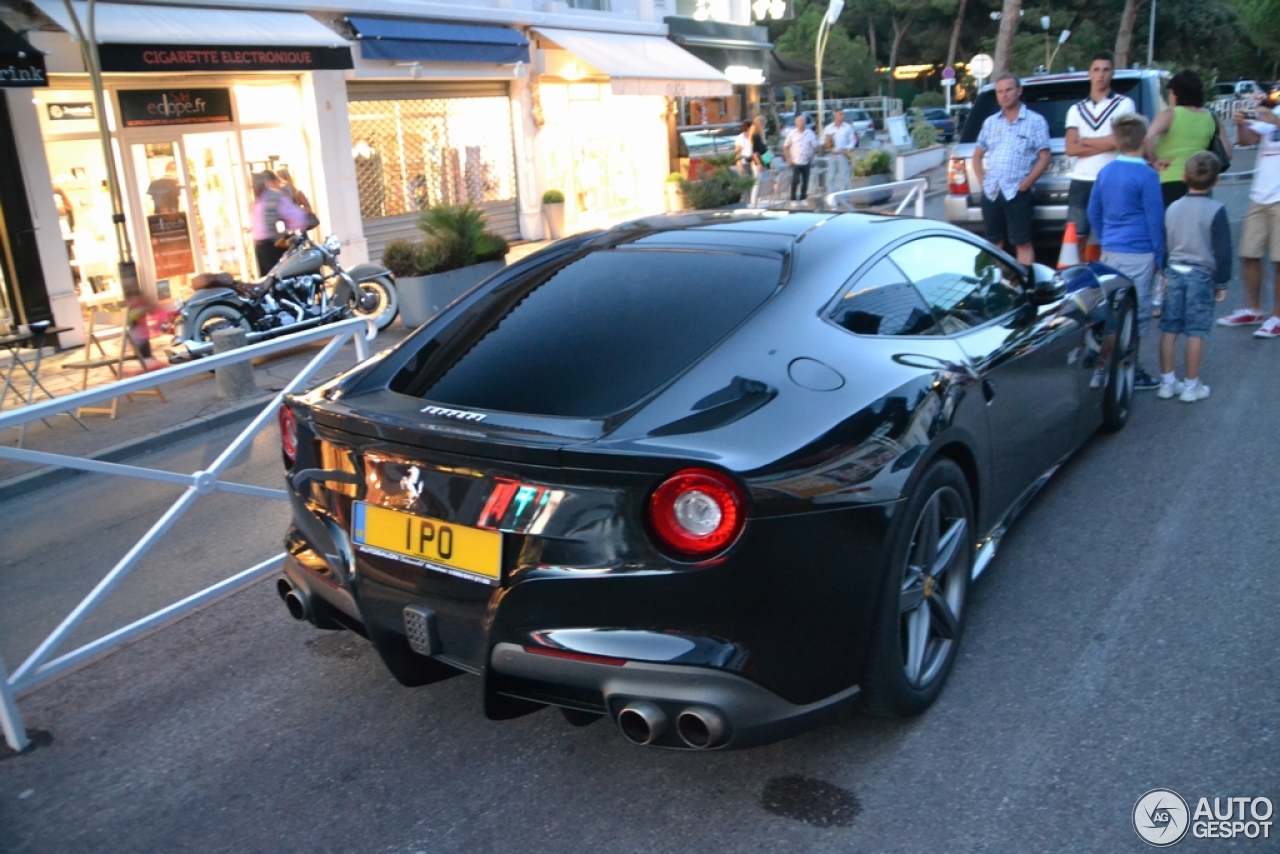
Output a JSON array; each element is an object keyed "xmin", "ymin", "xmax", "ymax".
[{"xmin": 1064, "ymin": 51, "xmax": 1135, "ymax": 261}]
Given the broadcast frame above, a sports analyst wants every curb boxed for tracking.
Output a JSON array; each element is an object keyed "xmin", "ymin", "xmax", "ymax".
[{"xmin": 0, "ymin": 393, "xmax": 274, "ymax": 501}]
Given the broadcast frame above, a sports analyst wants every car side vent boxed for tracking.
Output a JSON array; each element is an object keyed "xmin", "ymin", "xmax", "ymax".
[{"xmin": 648, "ymin": 376, "xmax": 776, "ymax": 438}]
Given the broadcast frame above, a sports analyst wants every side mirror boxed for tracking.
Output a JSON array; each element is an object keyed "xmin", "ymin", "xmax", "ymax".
[{"xmin": 1030, "ymin": 263, "xmax": 1065, "ymax": 305}]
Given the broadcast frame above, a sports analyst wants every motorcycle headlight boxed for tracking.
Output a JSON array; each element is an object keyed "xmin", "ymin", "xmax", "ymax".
[{"xmin": 324, "ymin": 235, "xmax": 342, "ymax": 254}]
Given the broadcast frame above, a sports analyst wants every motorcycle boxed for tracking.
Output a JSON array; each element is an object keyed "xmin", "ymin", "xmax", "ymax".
[{"xmin": 168, "ymin": 230, "xmax": 398, "ymax": 362}]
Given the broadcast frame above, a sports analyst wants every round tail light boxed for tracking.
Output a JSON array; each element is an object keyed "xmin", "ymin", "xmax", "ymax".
[
  {"xmin": 648, "ymin": 468, "xmax": 745, "ymax": 559},
  {"xmin": 278, "ymin": 406, "xmax": 298, "ymax": 466}
]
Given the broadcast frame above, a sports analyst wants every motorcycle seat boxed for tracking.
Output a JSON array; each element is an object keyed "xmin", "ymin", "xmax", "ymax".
[
  {"xmin": 192, "ymin": 271, "xmax": 271, "ymax": 300},
  {"xmin": 234, "ymin": 276, "xmax": 274, "ymax": 300}
]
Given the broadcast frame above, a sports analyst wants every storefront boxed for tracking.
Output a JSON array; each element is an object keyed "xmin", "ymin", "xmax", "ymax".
[
  {"xmin": 528, "ymin": 27, "xmax": 731, "ymax": 233},
  {"xmin": 20, "ymin": 1, "xmax": 354, "ymax": 312},
  {"xmin": 664, "ymin": 17, "xmax": 773, "ymax": 127},
  {"xmin": 0, "ymin": 20, "xmax": 51, "ymax": 332},
  {"xmin": 340, "ymin": 17, "xmax": 528, "ymax": 263}
]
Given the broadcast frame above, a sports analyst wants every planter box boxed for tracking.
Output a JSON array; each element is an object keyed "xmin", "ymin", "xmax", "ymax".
[
  {"xmin": 398, "ymin": 259, "xmax": 506, "ymax": 328},
  {"xmin": 895, "ymin": 144, "xmax": 946, "ymax": 181},
  {"xmin": 543, "ymin": 203, "xmax": 565, "ymax": 240},
  {"xmin": 847, "ymin": 174, "xmax": 892, "ymax": 205}
]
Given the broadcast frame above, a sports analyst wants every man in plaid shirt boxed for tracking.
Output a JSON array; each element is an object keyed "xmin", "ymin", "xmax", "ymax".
[{"xmin": 973, "ymin": 74, "xmax": 1051, "ymax": 265}]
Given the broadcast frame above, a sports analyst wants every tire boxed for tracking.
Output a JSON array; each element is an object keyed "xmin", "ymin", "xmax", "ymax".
[
  {"xmin": 863, "ymin": 459, "xmax": 975, "ymax": 718},
  {"xmin": 351, "ymin": 276, "xmax": 398, "ymax": 331},
  {"xmin": 1100, "ymin": 295, "xmax": 1137, "ymax": 433},
  {"xmin": 191, "ymin": 304, "xmax": 250, "ymax": 343}
]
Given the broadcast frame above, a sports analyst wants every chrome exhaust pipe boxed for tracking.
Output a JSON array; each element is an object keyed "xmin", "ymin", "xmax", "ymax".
[
  {"xmin": 276, "ymin": 577, "xmax": 310, "ymax": 622},
  {"xmin": 617, "ymin": 702, "xmax": 668, "ymax": 746},
  {"xmin": 169, "ymin": 312, "xmax": 342, "ymax": 362},
  {"xmin": 676, "ymin": 707, "xmax": 726, "ymax": 749}
]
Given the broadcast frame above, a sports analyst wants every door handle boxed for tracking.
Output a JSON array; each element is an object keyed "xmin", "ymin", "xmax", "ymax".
[{"xmin": 982, "ymin": 379, "xmax": 997, "ymax": 401}]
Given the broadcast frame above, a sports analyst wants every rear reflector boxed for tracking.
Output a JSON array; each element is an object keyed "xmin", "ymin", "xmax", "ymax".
[
  {"xmin": 278, "ymin": 406, "xmax": 298, "ymax": 466},
  {"xmin": 523, "ymin": 645, "xmax": 627, "ymax": 667}
]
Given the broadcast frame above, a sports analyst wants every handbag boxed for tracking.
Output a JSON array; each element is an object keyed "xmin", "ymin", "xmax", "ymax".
[
  {"xmin": 761, "ymin": 149, "xmax": 774, "ymax": 167},
  {"xmin": 1208, "ymin": 115, "xmax": 1232, "ymax": 172}
]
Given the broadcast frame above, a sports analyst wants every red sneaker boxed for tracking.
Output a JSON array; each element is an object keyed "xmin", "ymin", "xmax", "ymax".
[{"xmin": 1217, "ymin": 309, "xmax": 1267, "ymax": 326}]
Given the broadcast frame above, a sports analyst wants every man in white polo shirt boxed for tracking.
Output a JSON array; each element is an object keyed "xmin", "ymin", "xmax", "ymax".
[
  {"xmin": 822, "ymin": 109, "xmax": 857, "ymax": 192},
  {"xmin": 1064, "ymin": 51, "xmax": 1135, "ymax": 260}
]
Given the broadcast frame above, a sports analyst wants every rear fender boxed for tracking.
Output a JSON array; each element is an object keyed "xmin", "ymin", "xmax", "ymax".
[{"xmin": 181, "ymin": 287, "xmax": 247, "ymax": 315}]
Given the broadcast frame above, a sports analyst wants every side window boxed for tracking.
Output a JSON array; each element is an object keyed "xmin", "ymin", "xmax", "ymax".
[
  {"xmin": 830, "ymin": 258, "xmax": 937, "ymax": 336},
  {"xmin": 890, "ymin": 236, "xmax": 1026, "ymax": 334}
]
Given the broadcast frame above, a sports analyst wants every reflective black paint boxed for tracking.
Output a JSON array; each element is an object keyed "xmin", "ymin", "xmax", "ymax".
[{"xmin": 280, "ymin": 211, "xmax": 1132, "ymax": 746}]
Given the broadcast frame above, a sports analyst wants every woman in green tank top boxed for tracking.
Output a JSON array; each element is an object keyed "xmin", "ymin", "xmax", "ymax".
[{"xmin": 1145, "ymin": 70, "xmax": 1231, "ymax": 207}]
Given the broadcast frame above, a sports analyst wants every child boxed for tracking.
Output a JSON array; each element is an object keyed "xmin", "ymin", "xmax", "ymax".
[
  {"xmin": 1156, "ymin": 151, "xmax": 1232, "ymax": 401},
  {"xmin": 1087, "ymin": 112, "xmax": 1165, "ymax": 390}
]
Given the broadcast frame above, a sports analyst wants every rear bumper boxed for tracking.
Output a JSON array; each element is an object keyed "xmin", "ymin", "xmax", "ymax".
[
  {"xmin": 944, "ymin": 194, "xmax": 1070, "ymax": 239},
  {"xmin": 489, "ymin": 643, "xmax": 860, "ymax": 749},
  {"xmin": 281, "ymin": 492, "xmax": 895, "ymax": 747}
]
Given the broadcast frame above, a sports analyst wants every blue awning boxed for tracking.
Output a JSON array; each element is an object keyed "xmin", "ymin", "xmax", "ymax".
[{"xmin": 348, "ymin": 17, "xmax": 529, "ymax": 64}]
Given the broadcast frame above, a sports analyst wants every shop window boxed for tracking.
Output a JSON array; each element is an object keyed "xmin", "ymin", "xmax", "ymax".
[
  {"xmin": 44, "ymin": 136, "xmax": 124, "ymax": 298},
  {"xmin": 347, "ymin": 97, "xmax": 517, "ymax": 221},
  {"xmin": 566, "ymin": 0, "xmax": 611, "ymax": 9},
  {"xmin": 234, "ymin": 84, "xmax": 302, "ymax": 127}
]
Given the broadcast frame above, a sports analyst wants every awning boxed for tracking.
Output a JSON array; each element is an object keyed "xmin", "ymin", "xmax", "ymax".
[
  {"xmin": 31, "ymin": 1, "xmax": 353, "ymax": 72},
  {"xmin": 348, "ymin": 17, "xmax": 528, "ymax": 64},
  {"xmin": 664, "ymin": 18, "xmax": 770, "ymax": 85},
  {"xmin": 0, "ymin": 22, "xmax": 47, "ymax": 87},
  {"xmin": 767, "ymin": 50, "xmax": 819, "ymax": 86},
  {"xmin": 532, "ymin": 27, "xmax": 731, "ymax": 98}
]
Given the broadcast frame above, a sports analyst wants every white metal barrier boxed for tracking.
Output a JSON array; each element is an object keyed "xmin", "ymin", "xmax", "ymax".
[
  {"xmin": 825, "ymin": 177, "xmax": 930, "ymax": 218},
  {"xmin": 0, "ymin": 316, "xmax": 375, "ymax": 752}
]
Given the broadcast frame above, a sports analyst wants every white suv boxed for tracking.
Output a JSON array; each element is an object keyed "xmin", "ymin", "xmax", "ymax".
[{"xmin": 944, "ymin": 69, "xmax": 1168, "ymax": 244}]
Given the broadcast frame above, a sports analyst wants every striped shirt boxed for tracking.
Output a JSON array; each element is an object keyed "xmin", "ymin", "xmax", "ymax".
[
  {"xmin": 1064, "ymin": 93, "xmax": 1135, "ymax": 181},
  {"xmin": 976, "ymin": 104, "xmax": 1050, "ymax": 200}
]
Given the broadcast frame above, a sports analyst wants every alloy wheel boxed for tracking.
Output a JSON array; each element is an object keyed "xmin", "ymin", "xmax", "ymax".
[{"xmin": 898, "ymin": 486, "xmax": 968, "ymax": 688}]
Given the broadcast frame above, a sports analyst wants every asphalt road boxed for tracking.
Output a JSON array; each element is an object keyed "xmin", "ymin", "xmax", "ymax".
[{"xmin": 2, "ymin": 182, "xmax": 1278, "ymax": 852}]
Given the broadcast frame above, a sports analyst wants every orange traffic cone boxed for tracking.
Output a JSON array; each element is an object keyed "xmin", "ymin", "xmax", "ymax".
[{"xmin": 1058, "ymin": 221, "xmax": 1081, "ymax": 269}]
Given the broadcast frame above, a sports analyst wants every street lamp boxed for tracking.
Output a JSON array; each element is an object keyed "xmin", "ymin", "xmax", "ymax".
[
  {"xmin": 1048, "ymin": 29, "xmax": 1070, "ymax": 72},
  {"xmin": 1041, "ymin": 16, "xmax": 1052, "ymax": 71},
  {"xmin": 815, "ymin": 0, "xmax": 844, "ymax": 133}
]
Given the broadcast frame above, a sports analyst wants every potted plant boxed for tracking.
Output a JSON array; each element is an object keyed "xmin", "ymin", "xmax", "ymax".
[
  {"xmin": 542, "ymin": 189, "xmax": 565, "ymax": 239},
  {"xmin": 664, "ymin": 172, "xmax": 685, "ymax": 212},
  {"xmin": 677, "ymin": 155, "xmax": 756, "ymax": 210},
  {"xmin": 850, "ymin": 149, "xmax": 893, "ymax": 205},
  {"xmin": 394, "ymin": 202, "xmax": 510, "ymax": 328}
]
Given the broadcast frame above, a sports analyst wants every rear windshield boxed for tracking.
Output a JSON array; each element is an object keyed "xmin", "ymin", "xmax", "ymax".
[
  {"xmin": 390, "ymin": 248, "xmax": 784, "ymax": 418},
  {"xmin": 959, "ymin": 77, "xmax": 1147, "ymax": 143}
]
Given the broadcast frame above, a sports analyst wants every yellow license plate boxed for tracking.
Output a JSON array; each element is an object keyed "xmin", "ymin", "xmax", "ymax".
[{"xmin": 352, "ymin": 502, "xmax": 502, "ymax": 584}]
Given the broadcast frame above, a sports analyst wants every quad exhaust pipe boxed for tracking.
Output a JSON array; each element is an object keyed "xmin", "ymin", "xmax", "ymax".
[
  {"xmin": 277, "ymin": 577, "xmax": 311, "ymax": 622},
  {"xmin": 615, "ymin": 702, "xmax": 727, "ymax": 749},
  {"xmin": 617, "ymin": 702, "xmax": 668, "ymax": 746},
  {"xmin": 676, "ymin": 707, "xmax": 726, "ymax": 749}
]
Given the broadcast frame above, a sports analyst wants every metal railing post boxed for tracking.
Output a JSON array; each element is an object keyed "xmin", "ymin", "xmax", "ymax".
[
  {"xmin": 0, "ymin": 317, "xmax": 378, "ymax": 717},
  {"xmin": 1, "ymin": 655, "xmax": 30, "ymax": 753}
]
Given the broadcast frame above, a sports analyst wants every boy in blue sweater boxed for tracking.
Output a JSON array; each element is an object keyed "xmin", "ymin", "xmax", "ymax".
[
  {"xmin": 1157, "ymin": 152, "xmax": 1232, "ymax": 402},
  {"xmin": 1087, "ymin": 112, "xmax": 1165, "ymax": 389}
]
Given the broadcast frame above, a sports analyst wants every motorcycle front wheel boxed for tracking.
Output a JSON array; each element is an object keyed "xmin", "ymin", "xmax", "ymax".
[
  {"xmin": 191, "ymin": 304, "xmax": 251, "ymax": 343},
  {"xmin": 352, "ymin": 276, "xmax": 399, "ymax": 331}
]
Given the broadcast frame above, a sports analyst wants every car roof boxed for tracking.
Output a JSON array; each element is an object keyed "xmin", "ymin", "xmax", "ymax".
[{"xmin": 977, "ymin": 67, "xmax": 1165, "ymax": 94}]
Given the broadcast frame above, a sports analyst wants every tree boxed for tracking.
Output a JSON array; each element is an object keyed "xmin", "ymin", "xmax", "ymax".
[
  {"xmin": 1114, "ymin": 0, "xmax": 1149, "ymax": 68},
  {"xmin": 1231, "ymin": 0, "xmax": 1280, "ymax": 76},
  {"xmin": 775, "ymin": 0, "xmax": 881, "ymax": 95},
  {"xmin": 993, "ymin": 0, "xmax": 1022, "ymax": 75}
]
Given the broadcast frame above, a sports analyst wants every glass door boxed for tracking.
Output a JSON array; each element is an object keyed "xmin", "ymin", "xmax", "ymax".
[
  {"xmin": 183, "ymin": 131, "xmax": 250, "ymax": 283},
  {"xmin": 130, "ymin": 140, "xmax": 199, "ymax": 301}
]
